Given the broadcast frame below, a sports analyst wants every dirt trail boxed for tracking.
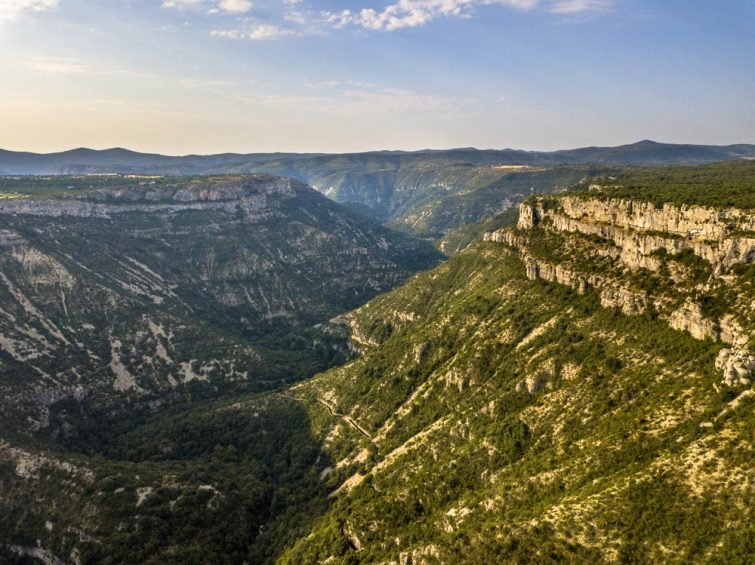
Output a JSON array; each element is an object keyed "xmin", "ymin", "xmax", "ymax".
[{"xmin": 277, "ymin": 393, "xmax": 373, "ymax": 441}]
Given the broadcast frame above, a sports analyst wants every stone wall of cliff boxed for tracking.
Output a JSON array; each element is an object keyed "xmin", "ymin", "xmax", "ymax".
[
  {"xmin": 0, "ymin": 176, "xmax": 299, "ymax": 220},
  {"xmin": 487, "ymin": 196, "xmax": 754, "ymax": 387},
  {"xmin": 518, "ymin": 197, "xmax": 755, "ymax": 271}
]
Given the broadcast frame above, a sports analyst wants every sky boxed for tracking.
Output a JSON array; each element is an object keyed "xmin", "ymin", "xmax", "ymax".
[{"xmin": 0, "ymin": 0, "xmax": 753, "ymax": 154}]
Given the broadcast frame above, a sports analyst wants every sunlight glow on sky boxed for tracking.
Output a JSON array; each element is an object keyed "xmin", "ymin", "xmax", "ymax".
[{"xmin": 0, "ymin": 0, "xmax": 753, "ymax": 153}]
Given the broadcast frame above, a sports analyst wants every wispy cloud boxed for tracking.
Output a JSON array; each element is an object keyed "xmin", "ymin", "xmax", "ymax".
[
  {"xmin": 340, "ymin": 86, "xmax": 464, "ymax": 111},
  {"xmin": 324, "ymin": 0, "xmax": 609, "ymax": 31},
  {"xmin": 175, "ymin": 0, "xmax": 613, "ymax": 39},
  {"xmin": 210, "ymin": 23, "xmax": 298, "ymax": 40},
  {"xmin": 175, "ymin": 74, "xmax": 467, "ymax": 115},
  {"xmin": 163, "ymin": 0, "xmax": 252, "ymax": 14},
  {"xmin": 326, "ymin": 0, "xmax": 536, "ymax": 31},
  {"xmin": 549, "ymin": 0, "xmax": 611, "ymax": 14},
  {"xmin": 28, "ymin": 56, "xmax": 158, "ymax": 79},
  {"xmin": 0, "ymin": 0, "xmax": 59, "ymax": 22},
  {"xmin": 30, "ymin": 56, "xmax": 89, "ymax": 74},
  {"xmin": 161, "ymin": 0, "xmax": 203, "ymax": 9},
  {"xmin": 217, "ymin": 0, "xmax": 253, "ymax": 13}
]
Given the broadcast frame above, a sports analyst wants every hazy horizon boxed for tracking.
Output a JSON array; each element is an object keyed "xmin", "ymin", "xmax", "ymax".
[{"xmin": 3, "ymin": 138, "xmax": 755, "ymax": 158}]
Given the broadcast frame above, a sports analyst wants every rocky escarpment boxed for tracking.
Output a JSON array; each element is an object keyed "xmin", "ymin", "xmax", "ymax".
[
  {"xmin": 518, "ymin": 196, "xmax": 755, "ymax": 271},
  {"xmin": 0, "ymin": 174, "xmax": 441, "ymax": 434},
  {"xmin": 0, "ymin": 175, "xmax": 298, "ymax": 221},
  {"xmin": 281, "ymin": 217, "xmax": 754, "ymax": 563},
  {"xmin": 486, "ymin": 196, "xmax": 754, "ymax": 387},
  {"xmin": 486, "ymin": 229, "xmax": 656, "ymax": 316},
  {"xmin": 716, "ymin": 346, "xmax": 755, "ymax": 387}
]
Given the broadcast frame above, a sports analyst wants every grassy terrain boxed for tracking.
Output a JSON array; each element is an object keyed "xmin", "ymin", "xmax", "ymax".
[
  {"xmin": 0, "ymin": 165, "xmax": 753, "ymax": 564},
  {"xmin": 573, "ymin": 160, "xmax": 755, "ymax": 209},
  {"xmin": 282, "ymin": 240, "xmax": 752, "ymax": 563},
  {"xmin": 0, "ymin": 174, "xmax": 285, "ymax": 198}
]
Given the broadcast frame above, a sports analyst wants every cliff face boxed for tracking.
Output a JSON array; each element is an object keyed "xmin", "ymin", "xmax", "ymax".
[
  {"xmin": 0, "ymin": 175, "xmax": 441, "ymax": 434},
  {"xmin": 518, "ymin": 197, "xmax": 755, "ymax": 270},
  {"xmin": 487, "ymin": 196, "xmax": 754, "ymax": 387},
  {"xmin": 0, "ymin": 175, "xmax": 298, "ymax": 221}
]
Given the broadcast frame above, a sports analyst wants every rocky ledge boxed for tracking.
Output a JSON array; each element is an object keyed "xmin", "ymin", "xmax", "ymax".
[
  {"xmin": 486, "ymin": 197, "xmax": 754, "ymax": 387},
  {"xmin": 0, "ymin": 175, "xmax": 300, "ymax": 219},
  {"xmin": 519, "ymin": 196, "xmax": 755, "ymax": 271}
]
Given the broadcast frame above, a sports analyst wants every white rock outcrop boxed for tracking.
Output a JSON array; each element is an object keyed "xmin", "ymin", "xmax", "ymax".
[
  {"xmin": 716, "ymin": 347, "xmax": 754, "ymax": 387},
  {"xmin": 518, "ymin": 198, "xmax": 755, "ymax": 271},
  {"xmin": 667, "ymin": 300, "xmax": 719, "ymax": 342},
  {"xmin": 487, "ymin": 195, "xmax": 754, "ymax": 385}
]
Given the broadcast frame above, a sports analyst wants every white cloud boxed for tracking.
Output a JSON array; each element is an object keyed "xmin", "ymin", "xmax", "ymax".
[
  {"xmin": 217, "ymin": 0, "xmax": 252, "ymax": 13},
  {"xmin": 170, "ymin": 0, "xmax": 612, "ymax": 38},
  {"xmin": 326, "ymin": 0, "xmax": 537, "ymax": 31},
  {"xmin": 211, "ymin": 23, "xmax": 297, "ymax": 40},
  {"xmin": 549, "ymin": 0, "xmax": 610, "ymax": 14},
  {"xmin": 161, "ymin": 0, "xmax": 203, "ymax": 8},
  {"xmin": 0, "ymin": 0, "xmax": 59, "ymax": 21},
  {"xmin": 209, "ymin": 28, "xmax": 242, "ymax": 38},
  {"xmin": 326, "ymin": 0, "xmax": 612, "ymax": 31},
  {"xmin": 162, "ymin": 0, "xmax": 251, "ymax": 13},
  {"xmin": 247, "ymin": 23, "xmax": 294, "ymax": 39}
]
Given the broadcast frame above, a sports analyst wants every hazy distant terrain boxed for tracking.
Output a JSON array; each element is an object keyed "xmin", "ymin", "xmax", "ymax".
[
  {"xmin": 2, "ymin": 141, "xmax": 753, "ymax": 240},
  {"xmin": 2, "ymin": 141, "xmax": 753, "ymax": 177}
]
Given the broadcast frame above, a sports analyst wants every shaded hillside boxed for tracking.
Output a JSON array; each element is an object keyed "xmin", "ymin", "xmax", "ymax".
[
  {"xmin": 0, "ymin": 392, "xmax": 334, "ymax": 564},
  {"xmin": 0, "ymin": 174, "xmax": 440, "ymax": 435}
]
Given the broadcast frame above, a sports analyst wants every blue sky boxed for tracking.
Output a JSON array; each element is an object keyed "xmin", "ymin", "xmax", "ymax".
[{"xmin": 0, "ymin": 0, "xmax": 753, "ymax": 153}]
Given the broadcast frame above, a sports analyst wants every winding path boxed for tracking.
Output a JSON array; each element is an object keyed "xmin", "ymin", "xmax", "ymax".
[{"xmin": 277, "ymin": 392, "xmax": 373, "ymax": 441}]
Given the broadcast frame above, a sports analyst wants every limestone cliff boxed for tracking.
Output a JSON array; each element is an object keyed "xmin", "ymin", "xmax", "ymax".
[
  {"xmin": 518, "ymin": 197, "xmax": 755, "ymax": 271},
  {"xmin": 487, "ymin": 196, "xmax": 754, "ymax": 386},
  {"xmin": 0, "ymin": 175, "xmax": 298, "ymax": 221}
]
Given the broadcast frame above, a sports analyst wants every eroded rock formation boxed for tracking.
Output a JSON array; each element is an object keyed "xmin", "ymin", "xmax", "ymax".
[{"xmin": 488, "ymin": 196, "xmax": 754, "ymax": 385}]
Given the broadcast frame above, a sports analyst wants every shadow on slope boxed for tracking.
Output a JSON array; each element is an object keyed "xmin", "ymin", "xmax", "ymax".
[{"xmin": 1, "ymin": 392, "xmax": 333, "ymax": 564}]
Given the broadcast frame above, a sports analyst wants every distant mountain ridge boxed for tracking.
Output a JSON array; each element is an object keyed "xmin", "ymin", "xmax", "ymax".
[
  {"xmin": 1, "ymin": 140, "xmax": 753, "ymax": 176},
  {"xmin": 3, "ymin": 141, "xmax": 752, "ymax": 239}
]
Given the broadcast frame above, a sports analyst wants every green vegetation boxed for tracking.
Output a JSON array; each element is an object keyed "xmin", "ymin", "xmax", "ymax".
[
  {"xmin": 0, "ymin": 174, "xmax": 446, "ymax": 564},
  {"xmin": 0, "ymin": 394, "xmax": 333, "ymax": 564},
  {"xmin": 0, "ymin": 174, "xmax": 239, "ymax": 198},
  {"xmin": 1, "ymin": 164, "xmax": 753, "ymax": 564},
  {"xmin": 281, "ymin": 240, "xmax": 750, "ymax": 563},
  {"xmin": 573, "ymin": 160, "xmax": 755, "ymax": 209},
  {"xmin": 436, "ymin": 207, "xmax": 519, "ymax": 254}
]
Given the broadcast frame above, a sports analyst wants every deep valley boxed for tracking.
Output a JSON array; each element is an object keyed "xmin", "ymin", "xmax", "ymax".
[{"xmin": 0, "ymin": 156, "xmax": 752, "ymax": 564}]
